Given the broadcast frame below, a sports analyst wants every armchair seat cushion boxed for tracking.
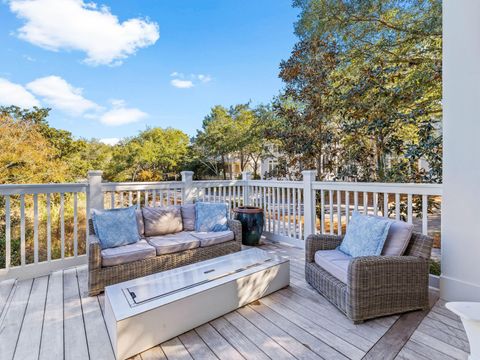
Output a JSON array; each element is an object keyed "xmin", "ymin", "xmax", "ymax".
[
  {"xmin": 191, "ymin": 230, "xmax": 234, "ymax": 247},
  {"xmin": 314, "ymin": 249, "xmax": 352, "ymax": 284},
  {"xmin": 147, "ymin": 232, "xmax": 200, "ymax": 255},
  {"xmin": 101, "ymin": 239, "xmax": 156, "ymax": 267}
]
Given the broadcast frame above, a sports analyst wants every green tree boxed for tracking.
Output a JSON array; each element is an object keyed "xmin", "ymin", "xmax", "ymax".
[
  {"xmin": 106, "ymin": 127, "xmax": 189, "ymax": 181},
  {"xmin": 274, "ymin": 0, "xmax": 442, "ymax": 183}
]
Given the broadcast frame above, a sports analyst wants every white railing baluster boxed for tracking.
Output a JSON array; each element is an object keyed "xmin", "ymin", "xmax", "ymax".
[
  {"xmin": 407, "ymin": 194, "xmax": 413, "ymax": 224},
  {"xmin": 384, "ymin": 192, "xmax": 389, "ymax": 217},
  {"xmin": 273, "ymin": 187, "xmax": 278, "ymax": 234},
  {"xmin": 5, "ymin": 195, "xmax": 10, "ymax": 269},
  {"xmin": 152, "ymin": 190, "xmax": 156, "ymax": 206},
  {"xmin": 363, "ymin": 192, "xmax": 368, "ymax": 215},
  {"xmin": 329, "ymin": 190, "xmax": 334, "ymax": 235},
  {"xmin": 286, "ymin": 188, "xmax": 292, "ymax": 237},
  {"xmin": 46, "ymin": 193, "xmax": 51, "ymax": 261},
  {"xmin": 422, "ymin": 195, "xmax": 428, "ymax": 235},
  {"xmin": 144, "ymin": 191, "xmax": 149, "ymax": 207},
  {"xmin": 120, "ymin": 192, "xmax": 124, "ymax": 208},
  {"xmin": 298, "ymin": 188, "xmax": 303, "ymax": 239},
  {"xmin": 20, "ymin": 194, "xmax": 25, "ymax": 266},
  {"xmin": 292, "ymin": 187, "xmax": 297, "ymax": 239},
  {"xmin": 73, "ymin": 192, "xmax": 78, "ymax": 257},
  {"xmin": 395, "ymin": 193, "xmax": 400, "ymax": 221},
  {"xmin": 354, "ymin": 191, "xmax": 358, "ymax": 212},
  {"xmin": 33, "ymin": 193, "xmax": 39, "ymax": 264},
  {"xmin": 320, "ymin": 190, "xmax": 325, "ymax": 234},
  {"xmin": 373, "ymin": 192, "xmax": 378, "ymax": 215},
  {"xmin": 337, "ymin": 190, "xmax": 342, "ymax": 235},
  {"xmin": 60, "ymin": 193, "xmax": 65, "ymax": 259},
  {"xmin": 267, "ymin": 187, "xmax": 272, "ymax": 232},
  {"xmin": 128, "ymin": 191, "xmax": 133, "ymax": 206},
  {"xmin": 137, "ymin": 191, "xmax": 141, "ymax": 206},
  {"xmin": 110, "ymin": 192, "xmax": 115, "ymax": 209},
  {"xmin": 345, "ymin": 191, "xmax": 350, "ymax": 226},
  {"xmin": 281, "ymin": 187, "xmax": 286, "ymax": 236}
]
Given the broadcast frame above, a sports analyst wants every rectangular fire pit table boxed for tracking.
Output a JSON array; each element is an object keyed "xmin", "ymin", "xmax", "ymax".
[{"xmin": 104, "ymin": 248, "xmax": 290, "ymax": 360}]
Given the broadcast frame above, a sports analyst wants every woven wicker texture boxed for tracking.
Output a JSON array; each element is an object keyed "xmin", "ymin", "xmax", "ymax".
[
  {"xmin": 305, "ymin": 232, "xmax": 432, "ymax": 322},
  {"xmin": 88, "ymin": 218, "xmax": 242, "ymax": 295}
]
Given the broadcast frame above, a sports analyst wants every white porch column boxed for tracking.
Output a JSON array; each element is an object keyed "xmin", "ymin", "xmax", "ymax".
[
  {"xmin": 242, "ymin": 171, "xmax": 251, "ymax": 206},
  {"xmin": 87, "ymin": 170, "xmax": 103, "ymax": 211},
  {"xmin": 442, "ymin": 1, "xmax": 480, "ymax": 300},
  {"xmin": 181, "ymin": 171, "xmax": 195, "ymax": 204}
]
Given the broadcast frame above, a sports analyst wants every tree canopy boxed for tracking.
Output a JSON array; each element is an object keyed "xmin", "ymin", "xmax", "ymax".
[{"xmin": 270, "ymin": 0, "xmax": 442, "ymax": 182}]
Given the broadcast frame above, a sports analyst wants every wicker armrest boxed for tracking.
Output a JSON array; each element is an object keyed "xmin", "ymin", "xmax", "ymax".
[
  {"xmin": 305, "ymin": 234, "xmax": 343, "ymax": 262},
  {"xmin": 227, "ymin": 219, "xmax": 242, "ymax": 245},
  {"xmin": 88, "ymin": 234, "xmax": 102, "ymax": 270},
  {"xmin": 347, "ymin": 256, "xmax": 430, "ymax": 320}
]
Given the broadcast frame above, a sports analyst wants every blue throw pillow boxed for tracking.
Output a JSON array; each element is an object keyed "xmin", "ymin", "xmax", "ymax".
[
  {"xmin": 338, "ymin": 211, "xmax": 392, "ymax": 257},
  {"xmin": 92, "ymin": 206, "xmax": 140, "ymax": 249},
  {"xmin": 195, "ymin": 202, "xmax": 228, "ymax": 232}
]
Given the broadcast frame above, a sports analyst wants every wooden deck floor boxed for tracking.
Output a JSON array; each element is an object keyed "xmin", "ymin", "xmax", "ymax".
[{"xmin": 0, "ymin": 242, "xmax": 470, "ymax": 360}]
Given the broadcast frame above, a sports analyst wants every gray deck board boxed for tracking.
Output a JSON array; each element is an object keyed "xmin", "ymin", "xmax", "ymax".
[
  {"xmin": 13, "ymin": 276, "xmax": 48, "ymax": 360},
  {"xmin": 0, "ymin": 242, "xmax": 470, "ymax": 360}
]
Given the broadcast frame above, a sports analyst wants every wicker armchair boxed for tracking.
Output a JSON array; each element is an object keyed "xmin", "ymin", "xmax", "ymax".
[
  {"xmin": 305, "ymin": 232, "xmax": 433, "ymax": 323},
  {"xmin": 88, "ymin": 219, "xmax": 242, "ymax": 296}
]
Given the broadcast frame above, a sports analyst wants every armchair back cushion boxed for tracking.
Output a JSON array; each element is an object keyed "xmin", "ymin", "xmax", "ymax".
[
  {"xmin": 339, "ymin": 211, "xmax": 391, "ymax": 257},
  {"xmin": 195, "ymin": 202, "xmax": 228, "ymax": 232},
  {"xmin": 381, "ymin": 219, "xmax": 414, "ymax": 256},
  {"xmin": 142, "ymin": 206, "xmax": 183, "ymax": 236},
  {"xmin": 92, "ymin": 206, "xmax": 140, "ymax": 249}
]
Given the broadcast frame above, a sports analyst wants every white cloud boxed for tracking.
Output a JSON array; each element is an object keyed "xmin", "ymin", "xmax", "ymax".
[
  {"xmin": 0, "ymin": 78, "xmax": 40, "ymax": 108},
  {"xmin": 9, "ymin": 0, "xmax": 160, "ymax": 66},
  {"xmin": 197, "ymin": 74, "xmax": 212, "ymax": 83},
  {"xmin": 26, "ymin": 75, "xmax": 100, "ymax": 115},
  {"xmin": 99, "ymin": 100, "xmax": 147, "ymax": 126},
  {"xmin": 170, "ymin": 71, "xmax": 211, "ymax": 88},
  {"xmin": 99, "ymin": 137, "xmax": 120, "ymax": 145},
  {"xmin": 170, "ymin": 79, "xmax": 194, "ymax": 89}
]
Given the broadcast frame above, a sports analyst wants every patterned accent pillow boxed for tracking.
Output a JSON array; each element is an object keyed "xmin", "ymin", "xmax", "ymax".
[
  {"xmin": 92, "ymin": 206, "xmax": 140, "ymax": 250},
  {"xmin": 195, "ymin": 202, "xmax": 228, "ymax": 232},
  {"xmin": 339, "ymin": 211, "xmax": 392, "ymax": 258}
]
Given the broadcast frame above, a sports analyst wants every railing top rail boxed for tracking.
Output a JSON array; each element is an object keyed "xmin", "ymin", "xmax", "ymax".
[
  {"xmin": 311, "ymin": 181, "xmax": 442, "ymax": 195},
  {"xmin": 102, "ymin": 181, "xmax": 184, "ymax": 192},
  {"xmin": 193, "ymin": 180, "xmax": 246, "ymax": 187},
  {"xmin": 0, "ymin": 183, "xmax": 88, "ymax": 195},
  {"xmin": 249, "ymin": 180, "xmax": 303, "ymax": 189}
]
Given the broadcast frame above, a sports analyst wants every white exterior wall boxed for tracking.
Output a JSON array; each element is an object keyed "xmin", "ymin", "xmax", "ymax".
[{"xmin": 441, "ymin": 0, "xmax": 480, "ymax": 300}]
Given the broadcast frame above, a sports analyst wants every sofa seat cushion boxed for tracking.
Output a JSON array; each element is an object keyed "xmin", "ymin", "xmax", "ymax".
[
  {"xmin": 101, "ymin": 239, "xmax": 156, "ymax": 267},
  {"xmin": 147, "ymin": 232, "xmax": 200, "ymax": 255},
  {"xmin": 191, "ymin": 230, "xmax": 234, "ymax": 247},
  {"xmin": 314, "ymin": 249, "xmax": 352, "ymax": 284}
]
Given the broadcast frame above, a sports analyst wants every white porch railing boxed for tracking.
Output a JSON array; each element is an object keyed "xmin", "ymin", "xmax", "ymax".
[{"xmin": 0, "ymin": 170, "xmax": 442, "ymax": 281}]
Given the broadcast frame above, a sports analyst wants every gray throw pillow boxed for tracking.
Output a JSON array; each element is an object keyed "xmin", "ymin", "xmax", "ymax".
[
  {"xmin": 142, "ymin": 206, "xmax": 183, "ymax": 236},
  {"xmin": 181, "ymin": 204, "xmax": 195, "ymax": 231},
  {"xmin": 135, "ymin": 209, "xmax": 145, "ymax": 237},
  {"xmin": 381, "ymin": 220, "xmax": 414, "ymax": 256}
]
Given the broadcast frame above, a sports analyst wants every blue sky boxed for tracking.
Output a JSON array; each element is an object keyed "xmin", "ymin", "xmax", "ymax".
[{"xmin": 0, "ymin": 0, "xmax": 299, "ymax": 143}]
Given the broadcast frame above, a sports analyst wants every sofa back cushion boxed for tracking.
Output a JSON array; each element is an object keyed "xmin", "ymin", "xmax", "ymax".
[
  {"xmin": 339, "ymin": 211, "xmax": 391, "ymax": 257},
  {"xmin": 181, "ymin": 204, "xmax": 196, "ymax": 231},
  {"xmin": 195, "ymin": 202, "xmax": 228, "ymax": 232},
  {"xmin": 135, "ymin": 209, "xmax": 145, "ymax": 237},
  {"xmin": 142, "ymin": 206, "xmax": 183, "ymax": 236},
  {"xmin": 92, "ymin": 206, "xmax": 140, "ymax": 249},
  {"xmin": 381, "ymin": 219, "xmax": 414, "ymax": 256}
]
